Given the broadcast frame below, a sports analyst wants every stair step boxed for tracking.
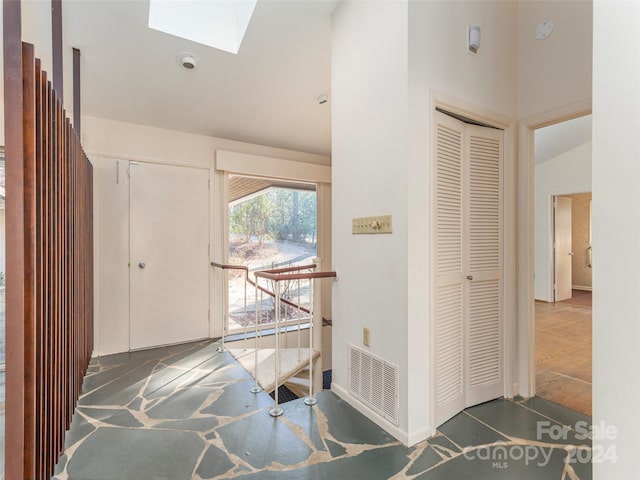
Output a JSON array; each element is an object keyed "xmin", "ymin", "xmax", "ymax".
[
  {"xmin": 285, "ymin": 376, "xmax": 311, "ymax": 387},
  {"xmin": 284, "ymin": 377, "xmax": 309, "ymax": 398},
  {"xmin": 292, "ymin": 368, "xmax": 310, "ymax": 379},
  {"xmin": 284, "ymin": 382, "xmax": 309, "ymax": 398}
]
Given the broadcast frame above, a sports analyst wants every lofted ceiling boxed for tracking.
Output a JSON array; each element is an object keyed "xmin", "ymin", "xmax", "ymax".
[
  {"xmin": 63, "ymin": 0, "xmax": 337, "ymax": 156},
  {"xmin": 535, "ymin": 115, "xmax": 592, "ymax": 164}
]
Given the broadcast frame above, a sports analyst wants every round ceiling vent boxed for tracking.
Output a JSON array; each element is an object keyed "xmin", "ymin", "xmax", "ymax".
[
  {"xmin": 177, "ymin": 52, "xmax": 199, "ymax": 70},
  {"xmin": 536, "ymin": 20, "xmax": 554, "ymax": 40}
]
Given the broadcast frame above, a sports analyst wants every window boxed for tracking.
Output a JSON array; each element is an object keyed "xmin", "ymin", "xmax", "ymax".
[{"xmin": 227, "ymin": 176, "xmax": 317, "ymax": 332}]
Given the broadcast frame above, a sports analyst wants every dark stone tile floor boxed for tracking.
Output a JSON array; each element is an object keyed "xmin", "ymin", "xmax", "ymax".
[{"xmin": 53, "ymin": 339, "xmax": 592, "ymax": 479}]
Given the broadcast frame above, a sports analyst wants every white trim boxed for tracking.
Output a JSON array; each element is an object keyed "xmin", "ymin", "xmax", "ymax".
[
  {"xmin": 519, "ymin": 99, "xmax": 592, "ymax": 131},
  {"xmin": 85, "ymin": 150, "xmax": 207, "ymax": 171},
  {"xmin": 517, "ymin": 100, "xmax": 592, "ymax": 399},
  {"xmin": 432, "ymin": 92, "xmax": 512, "ymax": 130},
  {"xmin": 550, "ymin": 191, "xmax": 591, "ymax": 302},
  {"xmin": 216, "ymin": 150, "xmax": 331, "ymax": 184},
  {"xmin": 572, "ymin": 285, "xmax": 592, "ymax": 292},
  {"xmin": 331, "ymin": 383, "xmax": 414, "ymax": 446}
]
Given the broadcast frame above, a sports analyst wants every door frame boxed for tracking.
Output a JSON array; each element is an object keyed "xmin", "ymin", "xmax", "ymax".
[
  {"xmin": 553, "ymin": 195, "xmax": 573, "ymax": 302},
  {"xmin": 516, "ymin": 100, "xmax": 591, "ymax": 398},
  {"xmin": 213, "ymin": 150, "xmax": 332, "ymax": 338},
  {"xmin": 430, "ymin": 91, "xmax": 517, "ymax": 428}
]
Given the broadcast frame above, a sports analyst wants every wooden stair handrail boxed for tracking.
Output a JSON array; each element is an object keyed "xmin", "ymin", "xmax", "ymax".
[
  {"xmin": 254, "ymin": 270, "xmax": 337, "ymax": 282},
  {"xmin": 211, "ymin": 262, "xmax": 334, "ymax": 316}
]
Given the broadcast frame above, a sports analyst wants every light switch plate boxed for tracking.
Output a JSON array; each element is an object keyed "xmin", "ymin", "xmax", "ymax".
[{"xmin": 352, "ymin": 215, "xmax": 392, "ymax": 234}]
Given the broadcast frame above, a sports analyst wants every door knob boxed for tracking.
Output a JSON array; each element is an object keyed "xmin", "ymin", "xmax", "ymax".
[
  {"xmin": 138, "ymin": 261, "xmax": 146, "ymax": 269},
  {"xmin": 568, "ymin": 252, "xmax": 575, "ymax": 256},
  {"xmin": 467, "ymin": 275, "xmax": 473, "ymax": 280}
]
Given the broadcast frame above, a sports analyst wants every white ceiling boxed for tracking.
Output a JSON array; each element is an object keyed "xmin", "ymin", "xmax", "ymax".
[
  {"xmin": 535, "ymin": 114, "xmax": 592, "ymax": 164},
  {"xmin": 62, "ymin": 1, "xmax": 591, "ymax": 162},
  {"xmin": 63, "ymin": 0, "xmax": 337, "ymax": 156}
]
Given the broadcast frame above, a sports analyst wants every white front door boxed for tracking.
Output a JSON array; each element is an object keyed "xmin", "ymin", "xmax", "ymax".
[
  {"xmin": 554, "ymin": 196, "xmax": 573, "ymax": 302},
  {"xmin": 129, "ymin": 161, "xmax": 210, "ymax": 350}
]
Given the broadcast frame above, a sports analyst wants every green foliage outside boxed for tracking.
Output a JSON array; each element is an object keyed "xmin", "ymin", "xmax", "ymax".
[{"xmin": 229, "ymin": 189, "xmax": 317, "ymax": 246}]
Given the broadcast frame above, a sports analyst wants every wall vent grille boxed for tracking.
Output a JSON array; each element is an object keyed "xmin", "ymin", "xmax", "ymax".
[{"xmin": 348, "ymin": 344, "xmax": 399, "ymax": 426}]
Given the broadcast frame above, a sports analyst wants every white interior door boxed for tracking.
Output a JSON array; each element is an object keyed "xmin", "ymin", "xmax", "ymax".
[
  {"xmin": 434, "ymin": 111, "xmax": 504, "ymax": 426},
  {"xmin": 554, "ymin": 196, "xmax": 573, "ymax": 301},
  {"xmin": 129, "ymin": 162, "xmax": 210, "ymax": 350}
]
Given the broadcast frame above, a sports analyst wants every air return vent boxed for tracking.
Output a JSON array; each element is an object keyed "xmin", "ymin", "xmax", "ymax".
[{"xmin": 349, "ymin": 344, "xmax": 399, "ymax": 426}]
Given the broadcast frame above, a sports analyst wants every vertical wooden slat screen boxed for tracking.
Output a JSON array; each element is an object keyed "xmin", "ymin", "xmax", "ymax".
[{"xmin": 6, "ymin": 41, "xmax": 94, "ymax": 480}]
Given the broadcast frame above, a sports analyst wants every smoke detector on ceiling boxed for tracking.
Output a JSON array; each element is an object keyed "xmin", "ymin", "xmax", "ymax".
[{"xmin": 177, "ymin": 52, "xmax": 199, "ymax": 70}]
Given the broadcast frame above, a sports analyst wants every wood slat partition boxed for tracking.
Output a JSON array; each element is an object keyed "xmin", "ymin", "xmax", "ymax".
[{"xmin": 6, "ymin": 41, "xmax": 94, "ymax": 480}]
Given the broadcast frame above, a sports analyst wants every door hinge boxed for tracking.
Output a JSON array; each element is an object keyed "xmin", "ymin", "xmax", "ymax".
[{"xmin": 208, "ymin": 179, "xmax": 211, "ymax": 190}]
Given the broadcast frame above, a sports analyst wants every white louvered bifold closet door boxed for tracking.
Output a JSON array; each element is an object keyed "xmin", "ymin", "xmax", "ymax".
[
  {"xmin": 434, "ymin": 112, "xmax": 503, "ymax": 427},
  {"xmin": 434, "ymin": 112, "xmax": 465, "ymax": 425},
  {"xmin": 464, "ymin": 125, "xmax": 503, "ymax": 407}
]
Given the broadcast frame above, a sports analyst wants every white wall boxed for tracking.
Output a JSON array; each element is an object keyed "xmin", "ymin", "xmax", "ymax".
[
  {"xmin": 331, "ymin": 0, "xmax": 410, "ymax": 438},
  {"xmin": 593, "ymin": 2, "xmax": 640, "ymax": 478},
  {"xmin": 408, "ymin": 0, "xmax": 517, "ymax": 442},
  {"xmin": 517, "ymin": 1, "xmax": 592, "ymax": 120},
  {"xmin": 534, "ymin": 142, "xmax": 591, "ymax": 301},
  {"xmin": 86, "ymin": 116, "xmax": 330, "ymax": 356},
  {"xmin": 0, "ymin": 0, "xmax": 76, "ymax": 144},
  {"xmin": 21, "ymin": 0, "xmax": 75, "ymax": 126},
  {"xmin": 514, "ymin": 0, "xmax": 593, "ymax": 398},
  {"xmin": 332, "ymin": 0, "xmax": 517, "ymax": 445},
  {"xmin": 83, "ymin": 116, "xmax": 330, "ymax": 169}
]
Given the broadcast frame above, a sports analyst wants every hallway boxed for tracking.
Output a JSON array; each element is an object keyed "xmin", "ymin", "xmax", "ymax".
[
  {"xmin": 536, "ymin": 297, "xmax": 592, "ymax": 416},
  {"xmin": 54, "ymin": 340, "xmax": 592, "ymax": 479}
]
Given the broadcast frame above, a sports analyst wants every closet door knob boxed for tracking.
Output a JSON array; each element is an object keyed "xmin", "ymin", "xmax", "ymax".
[
  {"xmin": 138, "ymin": 261, "xmax": 146, "ymax": 269},
  {"xmin": 467, "ymin": 275, "xmax": 473, "ymax": 280}
]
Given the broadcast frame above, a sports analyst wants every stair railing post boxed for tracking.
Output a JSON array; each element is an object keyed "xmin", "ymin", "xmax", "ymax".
[
  {"xmin": 243, "ymin": 271, "xmax": 248, "ymax": 350},
  {"xmin": 269, "ymin": 279, "xmax": 283, "ymax": 417},
  {"xmin": 217, "ymin": 267, "xmax": 227, "ymax": 353},
  {"xmin": 297, "ymin": 276, "xmax": 301, "ymax": 361},
  {"xmin": 304, "ymin": 258, "xmax": 322, "ymax": 406},
  {"xmin": 250, "ymin": 273, "xmax": 262, "ymax": 394}
]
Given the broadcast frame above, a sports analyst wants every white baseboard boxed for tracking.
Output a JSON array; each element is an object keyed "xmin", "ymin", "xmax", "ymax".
[
  {"xmin": 572, "ymin": 285, "xmax": 592, "ymax": 291},
  {"xmin": 408, "ymin": 425, "xmax": 435, "ymax": 447},
  {"xmin": 331, "ymin": 382, "xmax": 432, "ymax": 447}
]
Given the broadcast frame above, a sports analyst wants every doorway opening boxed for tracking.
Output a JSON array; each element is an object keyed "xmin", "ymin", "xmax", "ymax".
[
  {"xmin": 226, "ymin": 175, "xmax": 317, "ymax": 333},
  {"xmin": 533, "ymin": 115, "xmax": 592, "ymax": 416}
]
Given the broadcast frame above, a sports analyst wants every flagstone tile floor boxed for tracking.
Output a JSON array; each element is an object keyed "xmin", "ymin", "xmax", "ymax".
[{"xmin": 53, "ymin": 339, "xmax": 592, "ymax": 479}]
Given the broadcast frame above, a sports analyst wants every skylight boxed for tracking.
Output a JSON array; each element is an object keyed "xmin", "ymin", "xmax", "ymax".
[{"xmin": 148, "ymin": 0, "xmax": 258, "ymax": 55}]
